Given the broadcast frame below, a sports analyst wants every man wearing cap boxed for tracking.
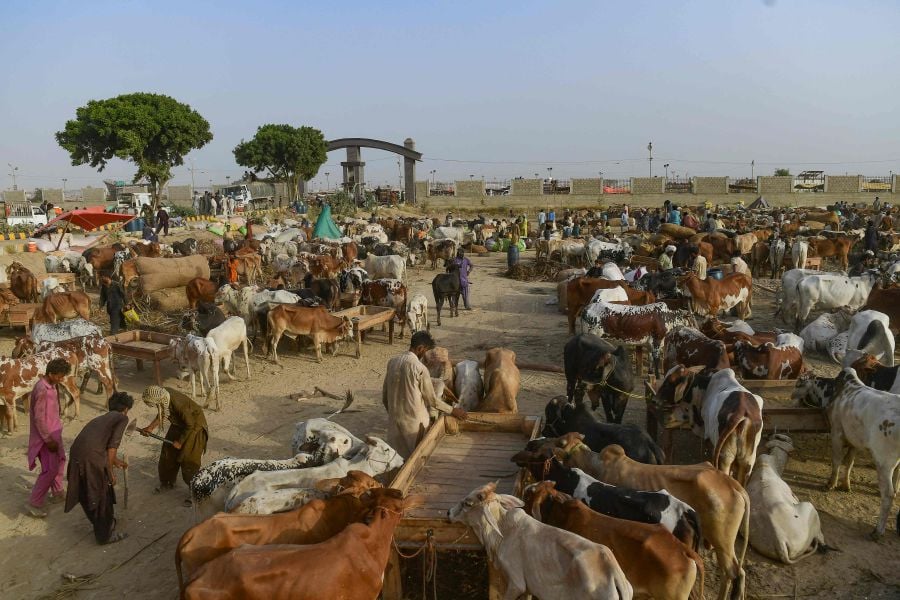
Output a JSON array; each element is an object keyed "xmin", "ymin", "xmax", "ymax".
[
  {"xmin": 139, "ymin": 386, "xmax": 208, "ymax": 496},
  {"xmin": 659, "ymin": 245, "xmax": 676, "ymax": 271},
  {"xmin": 382, "ymin": 331, "xmax": 467, "ymax": 458}
]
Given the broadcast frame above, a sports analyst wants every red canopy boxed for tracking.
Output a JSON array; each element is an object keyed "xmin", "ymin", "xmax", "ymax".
[{"xmin": 34, "ymin": 209, "xmax": 135, "ymax": 237}]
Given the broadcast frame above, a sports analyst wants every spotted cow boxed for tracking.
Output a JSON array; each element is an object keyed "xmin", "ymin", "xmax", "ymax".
[{"xmin": 361, "ymin": 279, "xmax": 408, "ymax": 338}]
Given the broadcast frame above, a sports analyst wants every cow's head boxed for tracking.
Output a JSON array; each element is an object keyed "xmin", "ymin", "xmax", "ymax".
[
  {"xmin": 11, "ymin": 336, "xmax": 34, "ymax": 359},
  {"xmin": 315, "ymin": 469, "xmax": 382, "ymax": 497},
  {"xmin": 542, "ymin": 395, "xmax": 575, "ymax": 437},
  {"xmin": 791, "ymin": 371, "xmax": 834, "ymax": 408},
  {"xmin": 447, "ymin": 482, "xmax": 523, "ymax": 525},
  {"xmin": 521, "ymin": 480, "xmax": 570, "ymax": 521}
]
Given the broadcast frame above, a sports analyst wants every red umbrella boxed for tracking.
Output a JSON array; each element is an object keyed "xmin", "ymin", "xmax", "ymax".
[{"xmin": 33, "ymin": 209, "xmax": 136, "ymax": 250}]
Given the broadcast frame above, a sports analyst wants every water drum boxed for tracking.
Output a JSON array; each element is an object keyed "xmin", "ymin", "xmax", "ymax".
[
  {"xmin": 707, "ymin": 268, "xmax": 724, "ymax": 280},
  {"xmin": 27, "ymin": 241, "xmax": 37, "ymax": 252}
]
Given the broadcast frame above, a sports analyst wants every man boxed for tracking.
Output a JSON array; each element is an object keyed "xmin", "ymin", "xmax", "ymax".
[
  {"xmin": 141, "ymin": 223, "xmax": 158, "ymax": 243},
  {"xmin": 669, "ymin": 205, "xmax": 682, "ymax": 226},
  {"xmin": 26, "ymin": 358, "xmax": 71, "ymax": 518},
  {"xmin": 659, "ymin": 245, "xmax": 675, "ymax": 271},
  {"xmin": 537, "ymin": 210, "xmax": 546, "ymax": 229},
  {"xmin": 140, "ymin": 203, "xmax": 154, "ymax": 224},
  {"xmin": 65, "ymin": 391, "xmax": 132, "ymax": 545},
  {"xmin": 730, "ymin": 250, "xmax": 750, "ymax": 276},
  {"xmin": 451, "ymin": 249, "xmax": 474, "ymax": 310},
  {"xmin": 850, "ymin": 250, "xmax": 878, "ymax": 276},
  {"xmin": 691, "ymin": 245, "xmax": 708, "ymax": 280},
  {"xmin": 139, "ymin": 386, "xmax": 208, "ymax": 499},
  {"xmin": 683, "ymin": 209, "xmax": 699, "ymax": 230},
  {"xmin": 649, "ymin": 209, "xmax": 661, "ymax": 232},
  {"xmin": 99, "ymin": 275, "xmax": 127, "ymax": 335},
  {"xmin": 155, "ymin": 206, "xmax": 170, "ymax": 237},
  {"xmin": 382, "ymin": 332, "xmax": 467, "ymax": 458},
  {"xmin": 547, "ymin": 208, "xmax": 556, "ymax": 226},
  {"xmin": 192, "ymin": 190, "xmax": 200, "ymax": 214},
  {"xmin": 620, "ymin": 208, "xmax": 629, "ymax": 233},
  {"xmin": 864, "ymin": 219, "xmax": 878, "ymax": 253},
  {"xmin": 586, "ymin": 258, "xmax": 605, "ymax": 278},
  {"xmin": 705, "ymin": 212, "xmax": 718, "ymax": 233}
]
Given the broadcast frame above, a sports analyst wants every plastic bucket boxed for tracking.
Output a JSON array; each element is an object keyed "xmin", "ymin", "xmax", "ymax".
[
  {"xmin": 507, "ymin": 244, "xmax": 520, "ymax": 267},
  {"xmin": 27, "ymin": 241, "xmax": 37, "ymax": 252},
  {"xmin": 707, "ymin": 268, "xmax": 724, "ymax": 280},
  {"xmin": 125, "ymin": 218, "xmax": 144, "ymax": 233}
]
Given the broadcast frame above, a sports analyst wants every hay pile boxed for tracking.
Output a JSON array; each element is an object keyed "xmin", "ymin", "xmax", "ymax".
[
  {"xmin": 137, "ymin": 255, "xmax": 210, "ymax": 293},
  {"xmin": 506, "ymin": 258, "xmax": 572, "ymax": 282}
]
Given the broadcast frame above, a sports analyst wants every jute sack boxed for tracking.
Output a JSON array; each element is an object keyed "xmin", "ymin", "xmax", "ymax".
[
  {"xmin": 660, "ymin": 223, "xmax": 697, "ymax": 239},
  {"xmin": 137, "ymin": 255, "xmax": 210, "ymax": 293},
  {"xmin": 147, "ymin": 287, "xmax": 189, "ymax": 312}
]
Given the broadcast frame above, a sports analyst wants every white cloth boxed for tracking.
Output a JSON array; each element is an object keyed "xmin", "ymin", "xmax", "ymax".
[{"xmin": 382, "ymin": 351, "xmax": 454, "ymax": 458}]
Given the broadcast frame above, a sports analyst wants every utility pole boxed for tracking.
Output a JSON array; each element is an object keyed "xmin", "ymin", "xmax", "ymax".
[
  {"xmin": 62, "ymin": 178, "xmax": 67, "ymax": 200},
  {"xmin": 751, "ymin": 159, "xmax": 755, "ymax": 180},
  {"xmin": 664, "ymin": 163, "xmax": 670, "ymax": 180},
  {"xmin": 325, "ymin": 172, "xmax": 330, "ymax": 190},
  {"xmin": 397, "ymin": 159, "xmax": 402, "ymax": 190},
  {"xmin": 7, "ymin": 163, "xmax": 19, "ymax": 190},
  {"xmin": 188, "ymin": 158, "xmax": 197, "ymax": 191},
  {"xmin": 647, "ymin": 142, "xmax": 653, "ymax": 177}
]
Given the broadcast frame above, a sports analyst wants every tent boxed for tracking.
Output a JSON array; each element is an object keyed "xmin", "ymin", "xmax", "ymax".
[
  {"xmin": 33, "ymin": 209, "xmax": 136, "ymax": 250},
  {"xmin": 312, "ymin": 204, "xmax": 342, "ymax": 240},
  {"xmin": 747, "ymin": 196, "xmax": 769, "ymax": 210}
]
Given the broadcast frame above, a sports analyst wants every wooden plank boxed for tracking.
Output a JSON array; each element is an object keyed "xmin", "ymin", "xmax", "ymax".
[
  {"xmin": 390, "ymin": 416, "xmax": 446, "ymax": 493},
  {"xmin": 763, "ymin": 407, "xmax": 829, "ymax": 433}
]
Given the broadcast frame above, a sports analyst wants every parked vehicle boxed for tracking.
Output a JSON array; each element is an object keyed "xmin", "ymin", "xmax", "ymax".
[{"xmin": 4, "ymin": 201, "xmax": 48, "ymax": 227}]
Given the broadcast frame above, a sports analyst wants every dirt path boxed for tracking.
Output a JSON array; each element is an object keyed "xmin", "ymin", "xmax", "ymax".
[{"xmin": 0, "ymin": 248, "xmax": 897, "ymax": 599}]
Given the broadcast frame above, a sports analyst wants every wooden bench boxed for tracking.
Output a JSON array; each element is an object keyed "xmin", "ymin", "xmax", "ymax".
[
  {"xmin": 331, "ymin": 305, "xmax": 396, "ymax": 359},
  {"xmin": 106, "ymin": 330, "xmax": 181, "ymax": 385}
]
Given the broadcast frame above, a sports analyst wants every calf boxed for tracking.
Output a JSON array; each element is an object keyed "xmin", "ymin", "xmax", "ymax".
[
  {"xmin": 169, "ymin": 335, "xmax": 216, "ymax": 402},
  {"xmin": 431, "ymin": 263, "xmax": 462, "ymax": 326},
  {"xmin": 733, "ymin": 334, "xmax": 803, "ymax": 380},
  {"xmin": 205, "ymin": 317, "xmax": 251, "ymax": 410},
  {"xmin": 663, "ymin": 326, "xmax": 729, "ymax": 372},
  {"xmin": 542, "ymin": 396, "xmax": 663, "ymax": 464},
  {"xmin": 824, "ymin": 368, "xmax": 900, "ymax": 538},
  {"xmin": 266, "ymin": 304, "xmax": 352, "ymax": 363},
  {"xmin": 185, "ymin": 489, "xmax": 411, "ymax": 600},
  {"xmin": 563, "ymin": 334, "xmax": 634, "ymax": 424},
  {"xmin": 524, "ymin": 481, "xmax": 701, "ymax": 600},
  {"xmin": 480, "ymin": 347, "xmax": 519, "ymax": 413},
  {"xmin": 360, "ymin": 279, "xmax": 408, "ymax": 337},
  {"xmin": 185, "ymin": 278, "xmax": 217, "ymax": 309},
  {"xmin": 746, "ymin": 434, "xmax": 829, "ymax": 563},
  {"xmin": 448, "ymin": 483, "xmax": 633, "ymax": 600},
  {"xmin": 678, "ymin": 271, "xmax": 752, "ymax": 319},
  {"xmin": 0, "ymin": 348, "xmax": 81, "ymax": 432}
]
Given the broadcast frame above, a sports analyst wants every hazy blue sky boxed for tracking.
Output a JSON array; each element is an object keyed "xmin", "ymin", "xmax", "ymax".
[{"xmin": 2, "ymin": 0, "xmax": 899, "ymax": 191}]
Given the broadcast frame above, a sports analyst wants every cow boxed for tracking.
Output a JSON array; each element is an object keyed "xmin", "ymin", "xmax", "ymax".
[
  {"xmin": 360, "ymin": 279, "xmax": 407, "ymax": 338},
  {"xmin": 564, "ymin": 443, "xmax": 750, "ymax": 600},
  {"xmin": 584, "ymin": 239, "xmax": 633, "ymax": 265},
  {"xmin": 749, "ymin": 241, "xmax": 770, "ymax": 277},
  {"xmin": 185, "ymin": 278, "xmax": 218, "ymax": 309},
  {"xmin": 807, "ymin": 235, "xmax": 855, "ymax": 271},
  {"xmin": 11, "ymin": 335, "xmax": 115, "ymax": 399},
  {"xmin": 589, "ymin": 286, "xmax": 629, "ymax": 305},
  {"xmin": 169, "ymin": 335, "xmax": 217, "ymax": 402},
  {"xmin": 563, "ymin": 334, "xmax": 634, "ymax": 424},
  {"xmin": 5, "ymin": 262, "xmax": 38, "ymax": 302},
  {"xmin": 777, "ymin": 268, "xmax": 821, "ymax": 325},
  {"xmin": 580, "ymin": 301, "xmax": 695, "ymax": 378},
  {"xmin": 33, "ymin": 291, "xmax": 91, "ymax": 323},
  {"xmin": 184, "ymin": 488, "xmax": 412, "ymax": 600},
  {"xmin": 128, "ymin": 240, "xmax": 161, "ymax": 257},
  {"xmin": 862, "ymin": 284, "xmax": 900, "ymax": 334},
  {"xmin": 422, "ymin": 347, "xmax": 454, "ymax": 393},
  {"xmin": 426, "ymin": 239, "xmax": 456, "ymax": 269},
  {"xmin": 849, "ymin": 353, "xmax": 900, "ymax": 394},
  {"xmin": 448, "ymin": 483, "xmax": 633, "ymax": 600},
  {"xmin": 302, "ymin": 276, "xmax": 340, "ymax": 311},
  {"xmin": 266, "ymin": 304, "xmax": 352, "ymax": 364},
  {"xmin": 523, "ymin": 481, "xmax": 701, "ymax": 600},
  {"xmin": 680, "ymin": 271, "xmax": 751, "ymax": 319},
  {"xmin": 364, "ymin": 254, "xmax": 405, "ymax": 280},
  {"xmin": 636, "ymin": 269, "xmax": 680, "ymax": 298},
  {"xmin": 746, "ymin": 434, "xmax": 829, "ymax": 563},
  {"xmin": 405, "ymin": 293, "xmax": 428, "ymax": 333},
  {"xmin": 308, "ymin": 255, "xmax": 343, "ymax": 280},
  {"xmin": 794, "ymin": 272, "xmax": 878, "ymax": 329},
  {"xmin": 542, "ymin": 396, "xmax": 664, "ymax": 465},
  {"xmin": 733, "ymin": 334, "xmax": 804, "ymax": 380},
  {"xmin": 233, "ymin": 252, "xmax": 263, "ymax": 284},
  {"xmin": 204, "ymin": 317, "xmax": 251, "ymax": 410},
  {"xmin": 769, "ymin": 237, "xmax": 786, "ymax": 278},
  {"xmin": 82, "ymin": 244, "xmax": 126, "ymax": 286},
  {"xmin": 479, "ymin": 347, "xmax": 519, "ymax": 413},
  {"xmin": 172, "ymin": 238, "xmax": 198, "ymax": 256},
  {"xmin": 791, "ymin": 239, "xmax": 809, "ymax": 270},
  {"xmin": 182, "ymin": 302, "xmax": 227, "ymax": 337},
  {"xmin": 567, "ymin": 277, "xmax": 657, "ymax": 333},
  {"xmin": 799, "ymin": 310, "xmax": 852, "ymax": 358},
  {"xmin": 290, "ymin": 418, "xmax": 365, "ymax": 458},
  {"xmin": 841, "ymin": 310, "xmax": 894, "ymax": 367},
  {"xmin": 0, "ymin": 348, "xmax": 81, "ymax": 432},
  {"xmin": 663, "ymin": 326, "xmax": 729, "ymax": 372},
  {"xmin": 454, "ymin": 359, "xmax": 483, "ymax": 411},
  {"xmin": 822, "ymin": 368, "xmax": 900, "ymax": 538},
  {"xmin": 431, "ymin": 263, "xmax": 462, "ymax": 326}
]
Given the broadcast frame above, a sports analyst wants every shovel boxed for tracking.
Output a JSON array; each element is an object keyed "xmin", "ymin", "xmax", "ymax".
[
  {"xmin": 142, "ymin": 429, "xmax": 176, "ymax": 446},
  {"xmin": 119, "ymin": 419, "xmax": 138, "ymax": 509}
]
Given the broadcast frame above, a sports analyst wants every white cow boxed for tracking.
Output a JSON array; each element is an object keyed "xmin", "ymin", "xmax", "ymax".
[
  {"xmin": 841, "ymin": 310, "xmax": 894, "ymax": 367},
  {"xmin": 746, "ymin": 434, "xmax": 827, "ymax": 563},
  {"xmin": 364, "ymin": 254, "xmax": 406, "ymax": 280},
  {"xmin": 454, "ymin": 359, "xmax": 484, "ymax": 411},
  {"xmin": 557, "ymin": 240, "xmax": 587, "ymax": 266},
  {"xmin": 599, "ymin": 262, "xmax": 625, "ymax": 281},
  {"xmin": 224, "ymin": 437, "xmax": 403, "ymax": 512},
  {"xmin": 701, "ymin": 368, "xmax": 764, "ymax": 484},
  {"xmin": 588, "ymin": 286, "xmax": 629, "ymax": 305},
  {"xmin": 39, "ymin": 277, "xmax": 64, "ymax": 299},
  {"xmin": 775, "ymin": 332, "xmax": 805, "ymax": 354},
  {"xmin": 790, "ymin": 239, "xmax": 809, "ymax": 270},
  {"xmin": 406, "ymin": 293, "xmax": 428, "ymax": 333},
  {"xmin": 824, "ymin": 368, "xmax": 900, "ymax": 538},
  {"xmin": 169, "ymin": 334, "xmax": 217, "ymax": 402},
  {"xmin": 584, "ymin": 239, "xmax": 633, "ymax": 266},
  {"xmin": 794, "ymin": 272, "xmax": 878, "ymax": 329},
  {"xmin": 204, "ymin": 317, "xmax": 251, "ymax": 410},
  {"xmin": 778, "ymin": 268, "xmax": 820, "ymax": 325},
  {"xmin": 432, "ymin": 226, "xmax": 465, "ymax": 245},
  {"xmin": 769, "ymin": 238, "xmax": 786, "ymax": 278},
  {"xmin": 799, "ymin": 311, "xmax": 851, "ymax": 358},
  {"xmin": 289, "ymin": 418, "xmax": 364, "ymax": 457}
]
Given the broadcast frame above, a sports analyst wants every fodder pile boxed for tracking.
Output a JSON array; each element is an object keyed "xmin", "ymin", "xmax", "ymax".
[{"xmin": 506, "ymin": 258, "xmax": 571, "ymax": 282}]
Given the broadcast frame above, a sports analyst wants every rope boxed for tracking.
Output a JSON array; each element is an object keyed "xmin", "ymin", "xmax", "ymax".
[
  {"xmin": 393, "ymin": 530, "xmax": 438, "ymax": 600},
  {"xmin": 599, "ymin": 380, "xmax": 645, "ymax": 399}
]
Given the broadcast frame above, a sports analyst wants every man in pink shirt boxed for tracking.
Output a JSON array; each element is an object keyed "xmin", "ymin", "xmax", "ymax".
[{"xmin": 26, "ymin": 358, "xmax": 71, "ymax": 518}]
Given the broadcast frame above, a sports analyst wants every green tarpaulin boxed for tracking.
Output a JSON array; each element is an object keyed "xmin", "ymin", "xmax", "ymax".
[{"xmin": 312, "ymin": 205, "xmax": 343, "ymax": 240}]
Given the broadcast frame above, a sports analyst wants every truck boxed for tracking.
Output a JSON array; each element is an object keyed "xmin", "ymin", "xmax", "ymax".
[
  {"xmin": 4, "ymin": 201, "xmax": 48, "ymax": 228},
  {"xmin": 218, "ymin": 183, "xmax": 275, "ymax": 210}
]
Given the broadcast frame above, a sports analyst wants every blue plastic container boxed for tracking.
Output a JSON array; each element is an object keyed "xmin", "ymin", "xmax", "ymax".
[
  {"xmin": 126, "ymin": 217, "xmax": 144, "ymax": 233},
  {"xmin": 507, "ymin": 244, "xmax": 520, "ymax": 267},
  {"xmin": 707, "ymin": 268, "xmax": 723, "ymax": 280}
]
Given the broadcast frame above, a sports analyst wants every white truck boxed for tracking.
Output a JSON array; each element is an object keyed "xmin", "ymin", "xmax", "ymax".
[
  {"xmin": 219, "ymin": 183, "xmax": 274, "ymax": 210},
  {"xmin": 4, "ymin": 201, "xmax": 48, "ymax": 227}
]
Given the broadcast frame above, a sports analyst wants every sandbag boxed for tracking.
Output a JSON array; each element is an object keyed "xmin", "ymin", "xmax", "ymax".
[
  {"xmin": 147, "ymin": 287, "xmax": 190, "ymax": 312},
  {"xmin": 136, "ymin": 255, "xmax": 210, "ymax": 293},
  {"xmin": 649, "ymin": 233, "xmax": 673, "ymax": 246},
  {"xmin": 660, "ymin": 223, "xmax": 697, "ymax": 239}
]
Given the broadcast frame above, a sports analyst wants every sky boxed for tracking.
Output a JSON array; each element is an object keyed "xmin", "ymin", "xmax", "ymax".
[{"xmin": 1, "ymin": 0, "xmax": 899, "ymax": 192}]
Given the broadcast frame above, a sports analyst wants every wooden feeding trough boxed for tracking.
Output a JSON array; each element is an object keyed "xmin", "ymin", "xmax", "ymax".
[
  {"xmin": 0, "ymin": 303, "xmax": 41, "ymax": 333},
  {"xmin": 383, "ymin": 413, "xmax": 542, "ymax": 600},
  {"xmin": 331, "ymin": 305, "xmax": 396, "ymax": 359},
  {"xmin": 106, "ymin": 330, "xmax": 181, "ymax": 385}
]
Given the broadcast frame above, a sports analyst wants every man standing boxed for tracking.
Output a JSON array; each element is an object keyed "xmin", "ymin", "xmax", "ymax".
[
  {"xmin": 451, "ymin": 249, "xmax": 474, "ymax": 310},
  {"xmin": 155, "ymin": 206, "xmax": 169, "ymax": 237},
  {"xmin": 864, "ymin": 220, "xmax": 878, "ymax": 253},
  {"xmin": 382, "ymin": 332, "xmax": 467, "ymax": 458},
  {"xmin": 139, "ymin": 386, "xmax": 208, "ymax": 499},
  {"xmin": 99, "ymin": 275, "xmax": 127, "ymax": 335},
  {"xmin": 538, "ymin": 210, "xmax": 546, "ymax": 229},
  {"xmin": 691, "ymin": 246, "xmax": 708, "ymax": 280},
  {"xmin": 192, "ymin": 190, "xmax": 200, "ymax": 214},
  {"xmin": 26, "ymin": 358, "xmax": 71, "ymax": 517},
  {"xmin": 65, "ymin": 391, "xmax": 132, "ymax": 544}
]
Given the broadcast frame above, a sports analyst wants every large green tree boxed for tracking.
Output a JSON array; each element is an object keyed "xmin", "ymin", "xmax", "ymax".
[
  {"xmin": 56, "ymin": 92, "xmax": 212, "ymax": 209},
  {"xmin": 233, "ymin": 124, "xmax": 327, "ymax": 201}
]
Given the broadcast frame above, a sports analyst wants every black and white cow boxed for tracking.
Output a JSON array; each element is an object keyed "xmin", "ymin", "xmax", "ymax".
[{"xmin": 563, "ymin": 334, "xmax": 634, "ymax": 424}]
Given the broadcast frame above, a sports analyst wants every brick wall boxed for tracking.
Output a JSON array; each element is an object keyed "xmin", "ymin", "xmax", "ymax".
[
  {"xmin": 166, "ymin": 185, "xmax": 193, "ymax": 203},
  {"xmin": 571, "ymin": 178, "xmax": 603, "ymax": 195},
  {"xmin": 41, "ymin": 189, "xmax": 64, "ymax": 204},
  {"xmin": 415, "ymin": 181, "xmax": 429, "ymax": 198},
  {"xmin": 511, "ymin": 179, "xmax": 543, "ymax": 195},
  {"xmin": 1, "ymin": 190, "xmax": 26, "ymax": 203},
  {"xmin": 757, "ymin": 176, "xmax": 793, "ymax": 195},
  {"xmin": 630, "ymin": 177, "xmax": 665, "ymax": 194},
  {"xmin": 82, "ymin": 187, "xmax": 107, "ymax": 203},
  {"xmin": 825, "ymin": 175, "xmax": 862, "ymax": 193},
  {"xmin": 455, "ymin": 180, "xmax": 485, "ymax": 196},
  {"xmin": 692, "ymin": 177, "xmax": 728, "ymax": 194}
]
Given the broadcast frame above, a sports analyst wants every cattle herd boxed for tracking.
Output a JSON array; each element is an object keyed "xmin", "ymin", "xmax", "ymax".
[{"xmin": 2, "ymin": 202, "xmax": 899, "ymax": 599}]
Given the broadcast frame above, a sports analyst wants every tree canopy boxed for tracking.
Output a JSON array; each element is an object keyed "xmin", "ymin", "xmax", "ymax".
[
  {"xmin": 233, "ymin": 124, "xmax": 327, "ymax": 201},
  {"xmin": 55, "ymin": 93, "xmax": 212, "ymax": 208},
  {"xmin": 774, "ymin": 168, "xmax": 791, "ymax": 176}
]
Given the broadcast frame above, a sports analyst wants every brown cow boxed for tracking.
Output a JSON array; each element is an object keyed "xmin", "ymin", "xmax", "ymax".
[
  {"xmin": 807, "ymin": 235, "xmax": 855, "ymax": 271},
  {"xmin": 749, "ymin": 241, "xmax": 769, "ymax": 277},
  {"xmin": 5, "ymin": 262, "xmax": 38, "ymax": 302},
  {"xmin": 703, "ymin": 233, "xmax": 737, "ymax": 262},
  {"xmin": 524, "ymin": 481, "xmax": 704, "ymax": 600},
  {"xmin": 678, "ymin": 272, "xmax": 752, "ymax": 319},
  {"xmin": 478, "ymin": 347, "xmax": 519, "ymax": 413},
  {"xmin": 360, "ymin": 279, "xmax": 407, "ymax": 337},
  {"xmin": 662, "ymin": 326, "xmax": 729, "ymax": 372},
  {"xmin": 233, "ymin": 253, "xmax": 262, "ymax": 284},
  {"xmin": 184, "ymin": 488, "xmax": 411, "ymax": 600},
  {"xmin": 186, "ymin": 278, "xmax": 218, "ymax": 309},
  {"xmin": 176, "ymin": 472, "xmax": 380, "ymax": 593},
  {"xmin": 33, "ymin": 291, "xmax": 91, "ymax": 323},
  {"xmin": 861, "ymin": 284, "xmax": 900, "ymax": 334},
  {"xmin": 427, "ymin": 239, "xmax": 456, "ymax": 269},
  {"xmin": 566, "ymin": 277, "xmax": 656, "ymax": 333},
  {"xmin": 733, "ymin": 337, "xmax": 803, "ymax": 380},
  {"xmin": 128, "ymin": 241, "xmax": 161, "ymax": 257},
  {"xmin": 341, "ymin": 241, "xmax": 358, "ymax": 264},
  {"xmin": 82, "ymin": 244, "xmax": 126, "ymax": 286},
  {"xmin": 266, "ymin": 304, "xmax": 352, "ymax": 363},
  {"xmin": 12, "ymin": 334, "xmax": 116, "ymax": 398},
  {"xmin": 309, "ymin": 255, "xmax": 343, "ymax": 279}
]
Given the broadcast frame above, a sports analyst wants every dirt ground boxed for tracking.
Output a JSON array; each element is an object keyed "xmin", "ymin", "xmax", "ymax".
[{"xmin": 0, "ymin": 228, "xmax": 897, "ymax": 599}]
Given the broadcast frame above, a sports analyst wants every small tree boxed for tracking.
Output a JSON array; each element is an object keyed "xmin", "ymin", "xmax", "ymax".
[
  {"xmin": 56, "ymin": 93, "xmax": 212, "ymax": 210},
  {"xmin": 233, "ymin": 124, "xmax": 327, "ymax": 201},
  {"xmin": 774, "ymin": 168, "xmax": 791, "ymax": 176}
]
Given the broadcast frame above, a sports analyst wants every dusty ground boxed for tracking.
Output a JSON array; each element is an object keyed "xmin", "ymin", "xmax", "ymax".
[{"xmin": 0, "ymin": 228, "xmax": 897, "ymax": 599}]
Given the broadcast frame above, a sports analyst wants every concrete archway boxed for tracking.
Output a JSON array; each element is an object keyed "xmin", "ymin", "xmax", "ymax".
[{"xmin": 326, "ymin": 137, "xmax": 422, "ymax": 203}]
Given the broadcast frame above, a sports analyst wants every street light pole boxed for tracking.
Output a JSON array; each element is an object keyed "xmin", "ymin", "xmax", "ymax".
[
  {"xmin": 7, "ymin": 163, "xmax": 19, "ymax": 190},
  {"xmin": 188, "ymin": 158, "xmax": 197, "ymax": 191},
  {"xmin": 325, "ymin": 172, "xmax": 330, "ymax": 190},
  {"xmin": 647, "ymin": 142, "xmax": 653, "ymax": 177},
  {"xmin": 62, "ymin": 178, "xmax": 67, "ymax": 200},
  {"xmin": 751, "ymin": 160, "xmax": 755, "ymax": 180},
  {"xmin": 664, "ymin": 163, "xmax": 670, "ymax": 181}
]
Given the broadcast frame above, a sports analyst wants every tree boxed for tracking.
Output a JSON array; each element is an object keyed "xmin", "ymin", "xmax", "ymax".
[
  {"xmin": 56, "ymin": 93, "xmax": 212, "ymax": 210},
  {"xmin": 774, "ymin": 168, "xmax": 791, "ymax": 176},
  {"xmin": 233, "ymin": 124, "xmax": 327, "ymax": 201}
]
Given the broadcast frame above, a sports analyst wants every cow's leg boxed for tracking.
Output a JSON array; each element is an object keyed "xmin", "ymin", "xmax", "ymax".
[
  {"xmin": 221, "ymin": 351, "xmax": 235, "ymax": 381},
  {"xmin": 826, "ymin": 432, "xmax": 846, "ymax": 490},
  {"xmin": 872, "ymin": 459, "xmax": 899, "ymax": 539},
  {"xmin": 435, "ymin": 300, "xmax": 442, "ymax": 326},
  {"xmin": 840, "ymin": 447, "xmax": 857, "ymax": 492},
  {"xmin": 243, "ymin": 340, "xmax": 251, "ymax": 379}
]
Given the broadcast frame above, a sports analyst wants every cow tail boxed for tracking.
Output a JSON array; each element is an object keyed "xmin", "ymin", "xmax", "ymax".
[
  {"xmin": 712, "ymin": 417, "xmax": 746, "ymax": 474},
  {"xmin": 687, "ymin": 546, "xmax": 705, "ymax": 600},
  {"xmin": 738, "ymin": 486, "xmax": 750, "ymax": 568},
  {"xmin": 686, "ymin": 509, "xmax": 703, "ymax": 554},
  {"xmin": 650, "ymin": 440, "xmax": 665, "ymax": 465}
]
